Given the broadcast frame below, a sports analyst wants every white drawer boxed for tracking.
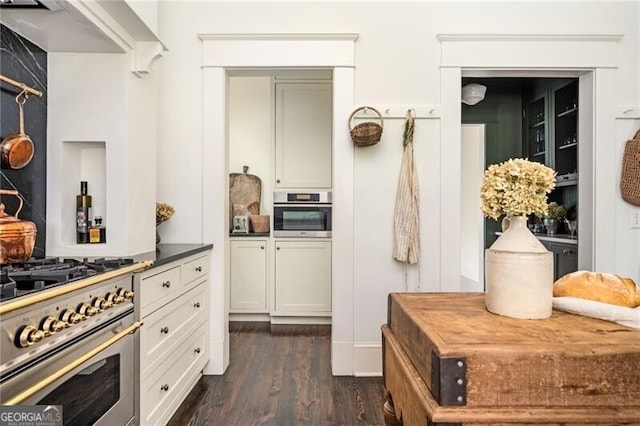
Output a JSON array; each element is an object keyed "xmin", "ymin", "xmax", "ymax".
[
  {"xmin": 140, "ymin": 326, "xmax": 208, "ymax": 426},
  {"xmin": 139, "ymin": 265, "xmax": 181, "ymax": 317},
  {"xmin": 182, "ymin": 253, "xmax": 209, "ymax": 287},
  {"xmin": 140, "ymin": 284, "xmax": 206, "ymax": 376}
]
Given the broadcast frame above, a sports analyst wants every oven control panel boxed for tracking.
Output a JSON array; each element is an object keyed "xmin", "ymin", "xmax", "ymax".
[{"xmin": 1, "ymin": 274, "xmax": 135, "ymax": 375}]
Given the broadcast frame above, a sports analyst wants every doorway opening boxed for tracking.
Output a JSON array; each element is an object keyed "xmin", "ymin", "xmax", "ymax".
[
  {"xmin": 227, "ymin": 68, "xmax": 334, "ymax": 325},
  {"xmin": 460, "ymin": 73, "xmax": 591, "ymax": 291}
]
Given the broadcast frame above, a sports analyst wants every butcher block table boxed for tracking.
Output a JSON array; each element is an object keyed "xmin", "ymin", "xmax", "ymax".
[{"xmin": 381, "ymin": 293, "xmax": 640, "ymax": 426}]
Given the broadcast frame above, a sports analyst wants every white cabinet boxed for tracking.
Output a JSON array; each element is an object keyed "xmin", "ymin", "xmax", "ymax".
[
  {"xmin": 230, "ymin": 239, "xmax": 268, "ymax": 312},
  {"xmin": 275, "ymin": 82, "xmax": 332, "ymax": 189},
  {"xmin": 274, "ymin": 240, "xmax": 331, "ymax": 315},
  {"xmin": 136, "ymin": 251, "xmax": 211, "ymax": 426}
]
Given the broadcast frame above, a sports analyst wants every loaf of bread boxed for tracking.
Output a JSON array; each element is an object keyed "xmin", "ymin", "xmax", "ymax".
[{"xmin": 553, "ymin": 270, "xmax": 640, "ymax": 308}]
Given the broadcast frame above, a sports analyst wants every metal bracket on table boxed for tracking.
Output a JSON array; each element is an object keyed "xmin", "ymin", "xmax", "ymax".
[
  {"xmin": 427, "ymin": 420, "xmax": 462, "ymax": 426},
  {"xmin": 430, "ymin": 352, "xmax": 467, "ymax": 406}
]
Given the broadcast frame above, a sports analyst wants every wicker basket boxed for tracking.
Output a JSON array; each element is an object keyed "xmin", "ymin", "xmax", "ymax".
[
  {"xmin": 349, "ymin": 106, "xmax": 384, "ymax": 147},
  {"xmin": 621, "ymin": 129, "xmax": 640, "ymax": 206}
]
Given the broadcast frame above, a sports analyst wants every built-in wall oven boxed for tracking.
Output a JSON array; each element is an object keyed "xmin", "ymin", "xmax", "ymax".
[
  {"xmin": 273, "ymin": 191, "xmax": 332, "ymax": 237},
  {"xmin": 0, "ymin": 258, "xmax": 149, "ymax": 426}
]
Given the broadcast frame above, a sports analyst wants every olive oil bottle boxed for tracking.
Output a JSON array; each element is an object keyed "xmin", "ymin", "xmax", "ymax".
[{"xmin": 76, "ymin": 181, "xmax": 92, "ymax": 244}]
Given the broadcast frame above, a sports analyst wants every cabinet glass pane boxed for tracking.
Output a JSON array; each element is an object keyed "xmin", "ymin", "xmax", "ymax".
[{"xmin": 526, "ymin": 97, "xmax": 546, "ymax": 164}]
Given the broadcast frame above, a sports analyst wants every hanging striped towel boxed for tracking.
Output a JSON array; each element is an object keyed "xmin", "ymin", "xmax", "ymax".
[{"xmin": 393, "ymin": 110, "xmax": 420, "ymax": 264}]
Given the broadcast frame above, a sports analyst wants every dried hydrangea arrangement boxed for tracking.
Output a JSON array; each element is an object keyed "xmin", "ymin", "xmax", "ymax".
[
  {"xmin": 156, "ymin": 202, "xmax": 175, "ymax": 225},
  {"xmin": 480, "ymin": 158, "xmax": 556, "ymax": 220}
]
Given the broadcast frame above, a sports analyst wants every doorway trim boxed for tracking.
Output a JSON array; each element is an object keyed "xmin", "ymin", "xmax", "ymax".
[
  {"xmin": 439, "ymin": 33, "xmax": 622, "ymax": 291},
  {"xmin": 199, "ymin": 33, "xmax": 358, "ymax": 375}
]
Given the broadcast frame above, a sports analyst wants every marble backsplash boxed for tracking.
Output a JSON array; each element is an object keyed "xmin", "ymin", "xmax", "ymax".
[{"xmin": 1, "ymin": 25, "xmax": 47, "ymax": 258}]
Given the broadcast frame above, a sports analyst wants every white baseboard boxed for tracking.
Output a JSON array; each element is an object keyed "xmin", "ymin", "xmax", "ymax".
[
  {"xmin": 331, "ymin": 340, "xmax": 354, "ymax": 375},
  {"xmin": 229, "ymin": 313, "xmax": 271, "ymax": 322},
  {"xmin": 203, "ymin": 337, "xmax": 228, "ymax": 375},
  {"xmin": 270, "ymin": 316, "xmax": 331, "ymax": 325},
  {"xmin": 353, "ymin": 343, "xmax": 382, "ymax": 376}
]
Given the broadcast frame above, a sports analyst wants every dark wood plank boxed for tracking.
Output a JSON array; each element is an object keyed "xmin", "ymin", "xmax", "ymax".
[{"xmin": 167, "ymin": 322, "xmax": 386, "ymax": 425}]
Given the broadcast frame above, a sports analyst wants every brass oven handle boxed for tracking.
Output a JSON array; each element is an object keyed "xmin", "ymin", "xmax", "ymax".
[
  {"xmin": 4, "ymin": 321, "xmax": 144, "ymax": 406},
  {"xmin": 0, "ymin": 261, "xmax": 152, "ymax": 316}
]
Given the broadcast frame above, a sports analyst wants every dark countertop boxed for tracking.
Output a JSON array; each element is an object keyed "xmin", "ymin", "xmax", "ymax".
[
  {"xmin": 229, "ymin": 233, "xmax": 270, "ymax": 238},
  {"xmin": 495, "ymin": 231, "xmax": 577, "ymax": 245},
  {"xmin": 134, "ymin": 243, "xmax": 213, "ymax": 269}
]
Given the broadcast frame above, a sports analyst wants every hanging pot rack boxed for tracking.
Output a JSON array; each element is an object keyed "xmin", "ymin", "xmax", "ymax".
[{"xmin": 0, "ymin": 73, "xmax": 43, "ymax": 98}]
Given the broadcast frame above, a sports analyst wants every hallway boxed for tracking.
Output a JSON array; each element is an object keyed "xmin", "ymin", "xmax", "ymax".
[{"xmin": 168, "ymin": 322, "xmax": 386, "ymax": 426}]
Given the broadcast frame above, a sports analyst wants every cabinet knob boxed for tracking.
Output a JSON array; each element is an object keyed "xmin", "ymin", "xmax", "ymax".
[
  {"xmin": 260, "ymin": 245, "xmax": 264, "ymax": 249},
  {"xmin": 276, "ymin": 246, "xmax": 280, "ymax": 250},
  {"xmin": 160, "ymin": 384, "xmax": 169, "ymax": 392},
  {"xmin": 195, "ymin": 266, "xmax": 202, "ymax": 272},
  {"xmin": 562, "ymin": 248, "xmax": 573, "ymax": 255},
  {"xmin": 160, "ymin": 326, "xmax": 169, "ymax": 334},
  {"xmin": 194, "ymin": 302, "xmax": 201, "ymax": 308},
  {"xmin": 276, "ymin": 179, "xmax": 281, "ymax": 184},
  {"xmin": 162, "ymin": 280, "xmax": 171, "ymax": 288},
  {"xmin": 194, "ymin": 347, "xmax": 201, "ymax": 354}
]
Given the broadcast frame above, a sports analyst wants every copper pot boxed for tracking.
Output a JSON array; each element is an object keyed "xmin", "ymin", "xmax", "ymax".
[
  {"xmin": 0, "ymin": 91, "xmax": 35, "ymax": 169},
  {"xmin": 0, "ymin": 189, "xmax": 36, "ymax": 264}
]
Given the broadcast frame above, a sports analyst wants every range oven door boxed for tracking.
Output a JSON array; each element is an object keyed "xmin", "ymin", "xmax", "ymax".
[
  {"xmin": 0, "ymin": 313, "xmax": 140, "ymax": 426},
  {"xmin": 273, "ymin": 204, "xmax": 332, "ymax": 237}
]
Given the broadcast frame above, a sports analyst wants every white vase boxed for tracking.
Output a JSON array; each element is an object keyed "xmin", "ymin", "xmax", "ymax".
[{"xmin": 485, "ymin": 215, "xmax": 554, "ymax": 319}]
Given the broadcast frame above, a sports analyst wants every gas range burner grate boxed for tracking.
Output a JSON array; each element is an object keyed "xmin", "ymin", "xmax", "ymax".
[{"xmin": 0, "ymin": 257, "xmax": 136, "ymax": 302}]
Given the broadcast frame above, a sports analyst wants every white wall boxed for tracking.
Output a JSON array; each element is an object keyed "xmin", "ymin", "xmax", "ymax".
[
  {"xmin": 156, "ymin": 1, "xmax": 640, "ymax": 375},
  {"xmin": 228, "ymin": 76, "xmax": 273, "ymax": 215},
  {"xmin": 47, "ymin": 53, "xmax": 157, "ymax": 257}
]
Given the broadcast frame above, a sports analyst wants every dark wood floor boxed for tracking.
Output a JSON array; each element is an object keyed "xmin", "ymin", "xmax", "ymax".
[{"xmin": 167, "ymin": 322, "xmax": 386, "ymax": 426}]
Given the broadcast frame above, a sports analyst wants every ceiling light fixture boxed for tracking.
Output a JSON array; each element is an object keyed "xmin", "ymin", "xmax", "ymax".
[{"xmin": 461, "ymin": 83, "xmax": 487, "ymax": 105}]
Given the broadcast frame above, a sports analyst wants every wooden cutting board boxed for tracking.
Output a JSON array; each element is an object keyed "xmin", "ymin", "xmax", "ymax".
[{"xmin": 229, "ymin": 166, "xmax": 262, "ymax": 228}]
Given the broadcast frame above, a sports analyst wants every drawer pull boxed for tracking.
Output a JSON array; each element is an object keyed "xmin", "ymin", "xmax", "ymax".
[
  {"xmin": 160, "ymin": 384, "xmax": 169, "ymax": 392},
  {"xmin": 160, "ymin": 327, "xmax": 169, "ymax": 334},
  {"xmin": 194, "ymin": 347, "xmax": 201, "ymax": 354},
  {"xmin": 194, "ymin": 302, "xmax": 201, "ymax": 308},
  {"xmin": 562, "ymin": 248, "xmax": 573, "ymax": 255},
  {"xmin": 260, "ymin": 246, "xmax": 264, "ymax": 249},
  {"xmin": 196, "ymin": 266, "xmax": 203, "ymax": 273},
  {"xmin": 162, "ymin": 280, "xmax": 171, "ymax": 288}
]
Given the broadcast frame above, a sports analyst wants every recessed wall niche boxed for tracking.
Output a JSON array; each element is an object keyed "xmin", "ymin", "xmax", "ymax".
[{"xmin": 61, "ymin": 141, "xmax": 106, "ymax": 246}]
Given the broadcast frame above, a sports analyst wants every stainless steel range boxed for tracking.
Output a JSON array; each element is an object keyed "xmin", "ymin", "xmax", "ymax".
[{"xmin": 0, "ymin": 257, "xmax": 151, "ymax": 425}]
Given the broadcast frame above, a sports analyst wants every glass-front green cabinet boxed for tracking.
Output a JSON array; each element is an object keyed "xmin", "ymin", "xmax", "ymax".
[{"xmin": 523, "ymin": 79, "xmax": 578, "ymax": 186}]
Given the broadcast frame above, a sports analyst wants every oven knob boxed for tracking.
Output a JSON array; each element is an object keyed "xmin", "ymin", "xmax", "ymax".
[
  {"xmin": 117, "ymin": 288, "xmax": 134, "ymax": 300},
  {"xmin": 60, "ymin": 309, "xmax": 82, "ymax": 325},
  {"xmin": 41, "ymin": 316, "xmax": 65, "ymax": 335},
  {"xmin": 107, "ymin": 292, "xmax": 125, "ymax": 304},
  {"xmin": 78, "ymin": 303, "xmax": 99, "ymax": 317},
  {"xmin": 16, "ymin": 325, "xmax": 45, "ymax": 348},
  {"xmin": 93, "ymin": 297, "xmax": 113, "ymax": 310}
]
